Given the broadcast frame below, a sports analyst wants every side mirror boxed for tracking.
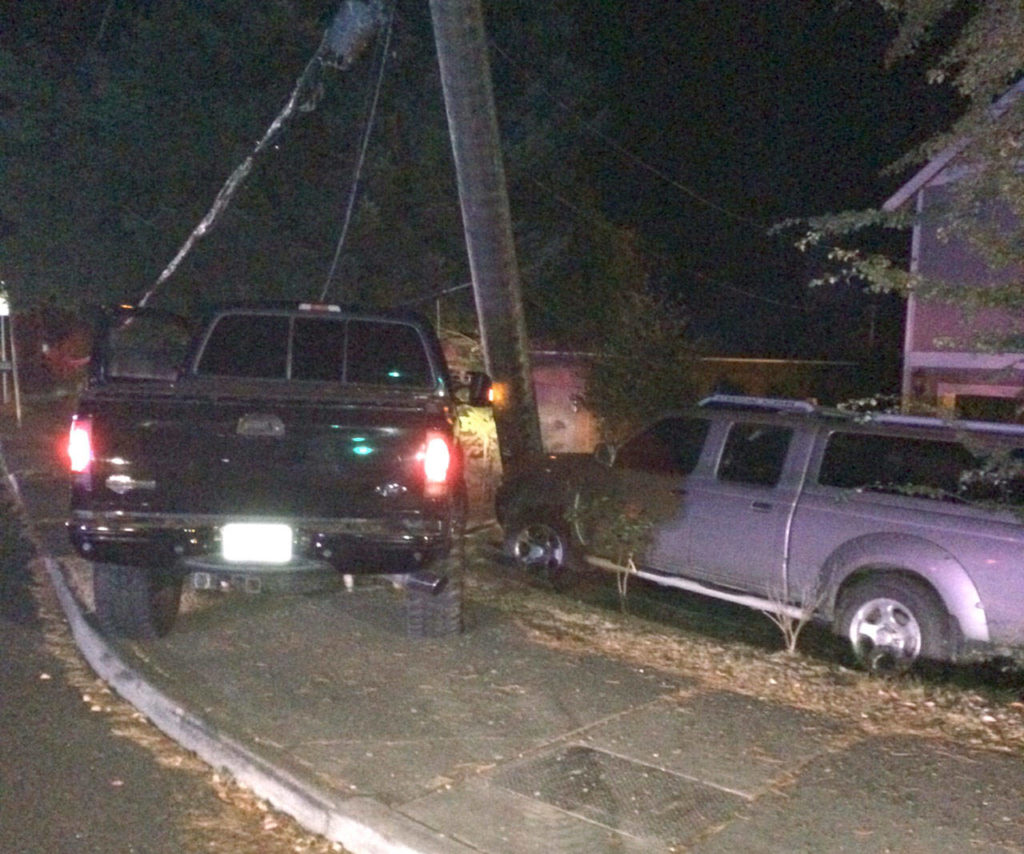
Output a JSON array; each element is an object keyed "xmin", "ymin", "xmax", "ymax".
[
  {"xmin": 594, "ymin": 442, "xmax": 616, "ymax": 467},
  {"xmin": 462, "ymin": 371, "xmax": 492, "ymax": 407}
]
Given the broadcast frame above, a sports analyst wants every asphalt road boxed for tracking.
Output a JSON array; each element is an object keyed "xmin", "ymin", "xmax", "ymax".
[{"xmin": 0, "ymin": 492, "xmax": 343, "ymax": 854}]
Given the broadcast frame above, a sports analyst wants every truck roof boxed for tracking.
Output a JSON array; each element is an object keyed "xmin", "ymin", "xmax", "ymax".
[
  {"xmin": 697, "ymin": 394, "xmax": 1024, "ymax": 440},
  {"xmin": 197, "ymin": 301, "xmax": 435, "ymax": 326}
]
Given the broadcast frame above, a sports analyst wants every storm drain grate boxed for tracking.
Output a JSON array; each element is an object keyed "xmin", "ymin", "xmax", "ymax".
[{"xmin": 492, "ymin": 745, "xmax": 745, "ymax": 847}]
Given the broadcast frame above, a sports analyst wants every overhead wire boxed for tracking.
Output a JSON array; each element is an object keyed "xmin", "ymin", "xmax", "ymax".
[
  {"xmin": 486, "ymin": 40, "xmax": 820, "ymax": 318},
  {"xmin": 394, "ymin": 0, "xmax": 770, "ymax": 233},
  {"xmin": 319, "ymin": 2, "xmax": 396, "ymax": 302},
  {"xmin": 522, "ymin": 173, "xmax": 812, "ymax": 314},
  {"xmin": 486, "ymin": 40, "xmax": 771, "ymax": 231},
  {"xmin": 365, "ymin": 2, "xmax": 811, "ymax": 319},
  {"xmin": 691, "ymin": 271, "xmax": 811, "ymax": 312}
]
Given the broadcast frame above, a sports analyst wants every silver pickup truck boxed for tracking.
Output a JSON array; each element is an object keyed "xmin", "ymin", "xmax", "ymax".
[{"xmin": 496, "ymin": 396, "xmax": 1024, "ymax": 670}]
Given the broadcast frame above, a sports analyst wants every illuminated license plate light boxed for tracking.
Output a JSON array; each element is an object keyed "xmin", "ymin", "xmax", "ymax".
[{"xmin": 221, "ymin": 523, "xmax": 293, "ymax": 564}]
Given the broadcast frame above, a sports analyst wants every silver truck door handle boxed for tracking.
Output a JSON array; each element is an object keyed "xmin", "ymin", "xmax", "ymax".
[
  {"xmin": 751, "ymin": 501, "xmax": 772, "ymax": 512},
  {"xmin": 237, "ymin": 413, "xmax": 286, "ymax": 437}
]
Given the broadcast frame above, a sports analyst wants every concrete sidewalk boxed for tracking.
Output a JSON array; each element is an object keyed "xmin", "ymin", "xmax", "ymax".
[{"xmin": 3, "ymin": 400, "xmax": 1024, "ymax": 853}]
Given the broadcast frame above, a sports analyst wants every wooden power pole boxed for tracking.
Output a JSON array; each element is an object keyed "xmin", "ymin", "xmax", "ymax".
[{"xmin": 428, "ymin": 0, "xmax": 542, "ymax": 467}]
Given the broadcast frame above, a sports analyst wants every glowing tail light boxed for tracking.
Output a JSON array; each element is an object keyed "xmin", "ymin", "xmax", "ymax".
[
  {"xmin": 420, "ymin": 433, "xmax": 452, "ymax": 496},
  {"xmin": 68, "ymin": 416, "xmax": 94, "ymax": 474}
]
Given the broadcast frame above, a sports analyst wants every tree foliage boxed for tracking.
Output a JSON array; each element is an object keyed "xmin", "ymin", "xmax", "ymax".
[
  {"xmin": 582, "ymin": 287, "xmax": 700, "ymax": 442},
  {"xmin": 2, "ymin": 1, "xmax": 334, "ymax": 312},
  {"xmin": 792, "ymin": 0, "xmax": 1024, "ymax": 346}
]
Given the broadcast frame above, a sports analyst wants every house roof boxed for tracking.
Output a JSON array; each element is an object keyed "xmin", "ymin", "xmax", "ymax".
[{"xmin": 883, "ymin": 78, "xmax": 1024, "ymax": 212}]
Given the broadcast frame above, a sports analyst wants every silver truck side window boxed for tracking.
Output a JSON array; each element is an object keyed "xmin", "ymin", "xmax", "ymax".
[
  {"xmin": 718, "ymin": 423, "xmax": 792, "ymax": 487},
  {"xmin": 819, "ymin": 433, "xmax": 977, "ymax": 499},
  {"xmin": 614, "ymin": 416, "xmax": 710, "ymax": 476}
]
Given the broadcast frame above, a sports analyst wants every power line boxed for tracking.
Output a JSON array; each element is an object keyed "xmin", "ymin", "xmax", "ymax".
[
  {"xmin": 386, "ymin": 4, "xmax": 806, "ymax": 319},
  {"xmin": 523, "ymin": 175, "xmax": 810, "ymax": 313},
  {"xmin": 320, "ymin": 3, "xmax": 396, "ymax": 302},
  {"xmin": 692, "ymin": 270, "xmax": 811, "ymax": 313},
  {"xmin": 487, "ymin": 40, "xmax": 770, "ymax": 230},
  {"xmin": 394, "ymin": 3, "xmax": 768, "ymax": 230}
]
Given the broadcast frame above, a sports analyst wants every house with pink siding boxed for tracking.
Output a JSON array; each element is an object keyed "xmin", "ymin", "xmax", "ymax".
[{"xmin": 884, "ymin": 80, "xmax": 1024, "ymax": 421}]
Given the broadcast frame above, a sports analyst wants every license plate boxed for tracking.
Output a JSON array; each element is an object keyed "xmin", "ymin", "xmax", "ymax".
[{"xmin": 220, "ymin": 523, "xmax": 293, "ymax": 564}]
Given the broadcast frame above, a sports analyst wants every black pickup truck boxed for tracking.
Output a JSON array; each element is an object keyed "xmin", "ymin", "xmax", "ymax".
[{"xmin": 67, "ymin": 302, "xmax": 488, "ymax": 639}]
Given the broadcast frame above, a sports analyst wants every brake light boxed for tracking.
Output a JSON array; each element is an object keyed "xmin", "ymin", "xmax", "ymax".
[
  {"xmin": 68, "ymin": 416, "xmax": 93, "ymax": 474},
  {"xmin": 420, "ymin": 433, "xmax": 451, "ymax": 496},
  {"xmin": 298, "ymin": 302, "xmax": 341, "ymax": 313}
]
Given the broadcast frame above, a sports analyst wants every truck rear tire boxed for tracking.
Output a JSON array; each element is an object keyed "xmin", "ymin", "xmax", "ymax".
[
  {"xmin": 836, "ymin": 575, "xmax": 952, "ymax": 672},
  {"xmin": 93, "ymin": 563, "xmax": 182, "ymax": 639},
  {"xmin": 405, "ymin": 580, "xmax": 463, "ymax": 637}
]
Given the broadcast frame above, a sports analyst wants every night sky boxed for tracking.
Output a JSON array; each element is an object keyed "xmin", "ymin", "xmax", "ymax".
[
  {"xmin": 4, "ymin": 0, "xmax": 962, "ymax": 360},
  {"xmin": 533, "ymin": 0, "xmax": 959, "ymax": 357}
]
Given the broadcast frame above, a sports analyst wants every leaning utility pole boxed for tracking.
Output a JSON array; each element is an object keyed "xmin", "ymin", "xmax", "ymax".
[{"xmin": 428, "ymin": 0, "xmax": 542, "ymax": 467}]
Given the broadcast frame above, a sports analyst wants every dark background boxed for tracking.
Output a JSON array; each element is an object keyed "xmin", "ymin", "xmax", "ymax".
[{"xmin": 1, "ymin": 0, "xmax": 961, "ymax": 363}]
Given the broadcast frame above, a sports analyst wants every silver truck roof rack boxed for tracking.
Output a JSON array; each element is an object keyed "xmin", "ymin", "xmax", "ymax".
[
  {"xmin": 697, "ymin": 394, "xmax": 817, "ymax": 413},
  {"xmin": 697, "ymin": 396, "xmax": 1024, "ymax": 437},
  {"xmin": 866, "ymin": 412, "xmax": 1024, "ymax": 437}
]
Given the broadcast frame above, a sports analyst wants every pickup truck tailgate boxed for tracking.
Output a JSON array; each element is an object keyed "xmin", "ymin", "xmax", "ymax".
[{"xmin": 73, "ymin": 386, "xmax": 453, "ymax": 519}]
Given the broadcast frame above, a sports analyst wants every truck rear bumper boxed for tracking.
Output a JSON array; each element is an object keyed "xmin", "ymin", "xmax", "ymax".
[
  {"xmin": 67, "ymin": 510, "xmax": 454, "ymax": 572},
  {"xmin": 188, "ymin": 561, "xmax": 340, "ymax": 594},
  {"xmin": 184, "ymin": 561, "xmax": 450, "ymax": 596}
]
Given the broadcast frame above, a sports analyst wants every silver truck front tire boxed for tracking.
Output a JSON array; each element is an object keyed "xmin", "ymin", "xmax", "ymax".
[{"xmin": 504, "ymin": 511, "xmax": 579, "ymax": 591}]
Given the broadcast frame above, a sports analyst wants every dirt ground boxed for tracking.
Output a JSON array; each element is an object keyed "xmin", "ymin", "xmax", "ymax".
[{"xmin": 461, "ymin": 529, "xmax": 1024, "ymax": 759}]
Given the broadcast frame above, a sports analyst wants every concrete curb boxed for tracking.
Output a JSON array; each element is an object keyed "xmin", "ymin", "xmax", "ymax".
[{"xmin": 5, "ymin": 470, "xmax": 474, "ymax": 854}]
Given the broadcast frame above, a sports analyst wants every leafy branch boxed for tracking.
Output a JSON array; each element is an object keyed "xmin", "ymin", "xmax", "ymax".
[
  {"xmin": 566, "ymin": 492, "xmax": 655, "ymax": 603},
  {"xmin": 761, "ymin": 582, "xmax": 828, "ymax": 656}
]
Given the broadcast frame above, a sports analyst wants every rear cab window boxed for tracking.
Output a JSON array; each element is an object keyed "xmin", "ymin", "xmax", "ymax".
[
  {"xmin": 195, "ymin": 312, "xmax": 436, "ymax": 388},
  {"xmin": 102, "ymin": 309, "xmax": 193, "ymax": 381},
  {"xmin": 197, "ymin": 314, "xmax": 289, "ymax": 379},
  {"xmin": 341, "ymin": 320, "xmax": 433, "ymax": 387}
]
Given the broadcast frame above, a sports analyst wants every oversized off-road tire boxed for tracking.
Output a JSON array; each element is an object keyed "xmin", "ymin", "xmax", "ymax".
[
  {"xmin": 405, "ymin": 580, "xmax": 463, "ymax": 638},
  {"xmin": 92, "ymin": 563, "xmax": 182, "ymax": 640},
  {"xmin": 836, "ymin": 575, "xmax": 954, "ymax": 673},
  {"xmin": 503, "ymin": 511, "xmax": 576, "ymax": 590}
]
